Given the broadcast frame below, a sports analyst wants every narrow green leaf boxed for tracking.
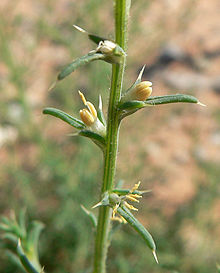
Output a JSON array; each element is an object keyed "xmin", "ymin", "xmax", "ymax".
[
  {"xmin": 43, "ymin": 107, "xmax": 85, "ymax": 130},
  {"xmin": 117, "ymin": 205, "xmax": 158, "ymax": 263},
  {"xmin": 79, "ymin": 130, "xmax": 106, "ymax": 146},
  {"xmin": 17, "ymin": 241, "xmax": 40, "ymax": 273},
  {"xmin": 119, "ymin": 94, "xmax": 203, "ymax": 121},
  {"xmin": 57, "ymin": 52, "xmax": 105, "ymax": 81},
  {"xmin": 145, "ymin": 94, "xmax": 198, "ymax": 105}
]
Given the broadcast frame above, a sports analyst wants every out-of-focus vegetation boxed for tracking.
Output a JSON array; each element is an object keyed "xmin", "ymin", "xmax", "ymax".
[{"xmin": 0, "ymin": 0, "xmax": 219, "ymax": 272}]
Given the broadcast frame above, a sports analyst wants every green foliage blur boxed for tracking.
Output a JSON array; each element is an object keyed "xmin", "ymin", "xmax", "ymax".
[{"xmin": 0, "ymin": 0, "xmax": 219, "ymax": 273}]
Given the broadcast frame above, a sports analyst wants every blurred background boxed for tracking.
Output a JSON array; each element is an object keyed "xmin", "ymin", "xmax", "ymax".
[{"xmin": 0, "ymin": 0, "xmax": 220, "ymax": 272}]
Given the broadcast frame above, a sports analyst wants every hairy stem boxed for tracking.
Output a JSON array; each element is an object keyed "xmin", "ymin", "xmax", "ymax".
[{"xmin": 93, "ymin": 1, "xmax": 131, "ymax": 273}]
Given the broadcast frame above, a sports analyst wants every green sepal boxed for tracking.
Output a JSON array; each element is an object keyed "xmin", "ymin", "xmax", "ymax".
[
  {"xmin": 43, "ymin": 107, "xmax": 85, "ymax": 130},
  {"xmin": 145, "ymin": 94, "xmax": 198, "ymax": 105},
  {"xmin": 81, "ymin": 205, "xmax": 97, "ymax": 228},
  {"xmin": 57, "ymin": 52, "xmax": 105, "ymax": 81},
  {"xmin": 17, "ymin": 241, "xmax": 41, "ymax": 273},
  {"xmin": 97, "ymin": 109, "xmax": 106, "ymax": 126},
  {"xmin": 117, "ymin": 205, "xmax": 157, "ymax": 257},
  {"xmin": 79, "ymin": 129, "xmax": 106, "ymax": 147},
  {"xmin": 123, "ymin": 65, "xmax": 146, "ymax": 96},
  {"xmin": 97, "ymin": 95, "xmax": 106, "ymax": 126}
]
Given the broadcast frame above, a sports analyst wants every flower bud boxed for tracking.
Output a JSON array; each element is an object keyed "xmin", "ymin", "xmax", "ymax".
[
  {"xmin": 80, "ymin": 109, "xmax": 95, "ymax": 126},
  {"xmin": 133, "ymin": 81, "xmax": 152, "ymax": 101},
  {"xmin": 121, "ymin": 81, "xmax": 152, "ymax": 103}
]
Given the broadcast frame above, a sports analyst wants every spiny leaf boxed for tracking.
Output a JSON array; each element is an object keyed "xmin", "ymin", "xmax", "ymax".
[
  {"xmin": 118, "ymin": 94, "xmax": 205, "ymax": 120},
  {"xmin": 43, "ymin": 107, "xmax": 85, "ymax": 130},
  {"xmin": 57, "ymin": 52, "xmax": 105, "ymax": 81},
  {"xmin": 117, "ymin": 205, "xmax": 158, "ymax": 263}
]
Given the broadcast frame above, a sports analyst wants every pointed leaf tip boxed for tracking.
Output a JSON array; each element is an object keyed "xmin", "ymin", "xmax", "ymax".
[
  {"xmin": 99, "ymin": 95, "xmax": 103, "ymax": 110},
  {"xmin": 48, "ymin": 80, "xmax": 57, "ymax": 92},
  {"xmin": 81, "ymin": 205, "xmax": 90, "ymax": 214},
  {"xmin": 73, "ymin": 24, "xmax": 87, "ymax": 33},
  {"xmin": 92, "ymin": 202, "xmax": 102, "ymax": 209},
  {"xmin": 18, "ymin": 238, "xmax": 21, "ymax": 247},
  {"xmin": 152, "ymin": 250, "xmax": 159, "ymax": 264},
  {"xmin": 137, "ymin": 65, "xmax": 146, "ymax": 82},
  {"xmin": 197, "ymin": 101, "xmax": 206, "ymax": 107}
]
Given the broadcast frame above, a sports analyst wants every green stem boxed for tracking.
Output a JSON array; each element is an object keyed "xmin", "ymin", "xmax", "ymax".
[{"xmin": 93, "ymin": 1, "xmax": 131, "ymax": 273}]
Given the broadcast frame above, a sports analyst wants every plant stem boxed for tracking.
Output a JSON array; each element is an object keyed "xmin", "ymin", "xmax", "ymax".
[{"xmin": 93, "ymin": 1, "xmax": 131, "ymax": 273}]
